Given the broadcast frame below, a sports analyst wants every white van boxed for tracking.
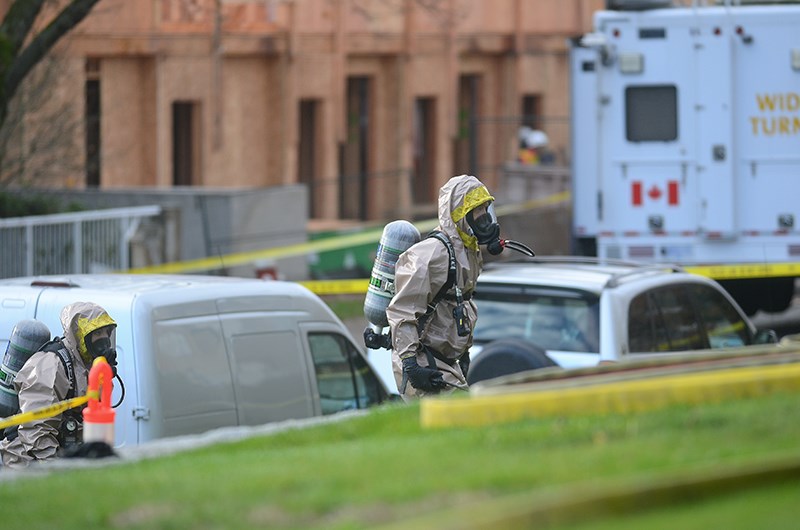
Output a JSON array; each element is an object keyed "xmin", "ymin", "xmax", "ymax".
[{"xmin": 0, "ymin": 274, "xmax": 393, "ymax": 447}]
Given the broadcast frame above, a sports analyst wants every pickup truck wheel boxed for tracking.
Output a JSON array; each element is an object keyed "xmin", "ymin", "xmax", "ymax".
[{"xmin": 467, "ymin": 338, "xmax": 557, "ymax": 385}]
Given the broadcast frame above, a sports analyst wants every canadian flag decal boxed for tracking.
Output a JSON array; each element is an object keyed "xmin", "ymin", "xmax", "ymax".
[{"xmin": 632, "ymin": 181, "xmax": 679, "ymax": 206}]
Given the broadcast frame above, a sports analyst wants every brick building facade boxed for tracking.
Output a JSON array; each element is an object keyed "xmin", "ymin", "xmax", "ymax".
[{"xmin": 2, "ymin": 0, "xmax": 603, "ymax": 221}]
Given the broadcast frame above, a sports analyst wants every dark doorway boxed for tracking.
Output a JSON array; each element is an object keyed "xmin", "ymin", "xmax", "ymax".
[
  {"xmin": 299, "ymin": 99, "xmax": 320, "ymax": 217},
  {"xmin": 172, "ymin": 101, "xmax": 201, "ymax": 186},
  {"xmin": 340, "ymin": 76, "xmax": 370, "ymax": 220},
  {"xmin": 85, "ymin": 59, "xmax": 101, "ymax": 187},
  {"xmin": 454, "ymin": 74, "xmax": 481, "ymax": 175},
  {"xmin": 413, "ymin": 97, "xmax": 437, "ymax": 205},
  {"xmin": 521, "ymin": 94, "xmax": 543, "ymax": 129}
]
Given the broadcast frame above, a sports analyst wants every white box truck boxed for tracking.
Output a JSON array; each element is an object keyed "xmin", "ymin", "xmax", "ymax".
[
  {"xmin": 570, "ymin": 0, "xmax": 800, "ymax": 314},
  {"xmin": 0, "ymin": 274, "xmax": 393, "ymax": 448}
]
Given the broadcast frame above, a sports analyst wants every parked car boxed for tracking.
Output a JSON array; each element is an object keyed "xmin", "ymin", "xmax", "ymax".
[
  {"xmin": 467, "ymin": 258, "xmax": 778, "ymax": 385},
  {"xmin": 0, "ymin": 274, "xmax": 392, "ymax": 448}
]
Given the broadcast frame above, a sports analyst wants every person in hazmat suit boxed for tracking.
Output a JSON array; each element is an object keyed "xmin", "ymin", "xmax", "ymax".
[
  {"xmin": 1, "ymin": 302, "xmax": 118, "ymax": 468},
  {"xmin": 387, "ymin": 174, "xmax": 500, "ymax": 400}
]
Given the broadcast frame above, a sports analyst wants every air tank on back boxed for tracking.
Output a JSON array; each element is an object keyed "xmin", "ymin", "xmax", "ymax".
[
  {"xmin": 1, "ymin": 319, "xmax": 51, "ymax": 418},
  {"xmin": 364, "ymin": 220, "xmax": 421, "ymax": 328}
]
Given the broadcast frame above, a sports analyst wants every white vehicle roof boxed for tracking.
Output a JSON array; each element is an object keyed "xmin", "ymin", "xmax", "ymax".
[
  {"xmin": 0, "ymin": 273, "xmax": 309, "ymax": 296},
  {"xmin": 0, "ymin": 274, "xmax": 328, "ymax": 309},
  {"xmin": 478, "ymin": 258, "xmax": 699, "ymax": 294}
]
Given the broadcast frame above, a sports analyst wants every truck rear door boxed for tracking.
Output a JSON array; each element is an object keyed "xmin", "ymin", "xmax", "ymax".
[{"xmin": 597, "ymin": 15, "xmax": 697, "ymax": 253}]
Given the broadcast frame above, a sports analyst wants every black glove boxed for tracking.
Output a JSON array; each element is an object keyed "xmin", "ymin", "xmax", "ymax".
[
  {"xmin": 402, "ymin": 356, "xmax": 447, "ymax": 393},
  {"xmin": 363, "ymin": 327, "xmax": 391, "ymax": 350},
  {"xmin": 459, "ymin": 352, "xmax": 470, "ymax": 379}
]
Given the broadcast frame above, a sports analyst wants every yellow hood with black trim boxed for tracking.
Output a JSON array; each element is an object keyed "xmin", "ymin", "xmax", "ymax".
[
  {"xmin": 59, "ymin": 302, "xmax": 117, "ymax": 365},
  {"xmin": 438, "ymin": 174, "xmax": 495, "ymax": 251}
]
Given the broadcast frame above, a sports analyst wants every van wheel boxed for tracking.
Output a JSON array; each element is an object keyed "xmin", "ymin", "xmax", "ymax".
[{"xmin": 467, "ymin": 339, "xmax": 557, "ymax": 385}]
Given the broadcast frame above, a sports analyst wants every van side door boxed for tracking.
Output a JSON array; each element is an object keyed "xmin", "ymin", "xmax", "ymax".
[{"xmin": 219, "ymin": 312, "xmax": 317, "ymax": 425}]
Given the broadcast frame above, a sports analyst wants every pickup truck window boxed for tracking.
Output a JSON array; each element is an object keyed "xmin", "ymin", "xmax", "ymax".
[
  {"xmin": 687, "ymin": 284, "xmax": 750, "ymax": 348},
  {"xmin": 629, "ymin": 284, "xmax": 708, "ymax": 353},
  {"xmin": 308, "ymin": 333, "xmax": 386, "ymax": 415}
]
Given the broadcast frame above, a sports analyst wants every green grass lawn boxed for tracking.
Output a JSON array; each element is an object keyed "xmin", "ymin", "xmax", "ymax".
[{"xmin": 1, "ymin": 391, "xmax": 798, "ymax": 529}]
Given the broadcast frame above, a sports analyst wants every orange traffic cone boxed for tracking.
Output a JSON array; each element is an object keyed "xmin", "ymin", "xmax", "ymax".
[{"xmin": 82, "ymin": 356, "xmax": 115, "ymax": 445}]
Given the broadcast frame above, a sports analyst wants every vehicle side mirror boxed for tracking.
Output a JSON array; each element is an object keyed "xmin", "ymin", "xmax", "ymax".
[{"xmin": 754, "ymin": 329, "xmax": 778, "ymax": 345}]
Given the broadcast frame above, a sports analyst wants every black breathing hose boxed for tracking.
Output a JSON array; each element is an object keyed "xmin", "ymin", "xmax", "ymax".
[
  {"xmin": 502, "ymin": 239, "xmax": 536, "ymax": 257},
  {"xmin": 112, "ymin": 373, "xmax": 125, "ymax": 408}
]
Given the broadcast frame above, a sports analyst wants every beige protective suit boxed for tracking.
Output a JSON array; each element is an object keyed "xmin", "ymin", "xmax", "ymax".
[
  {"xmin": 387, "ymin": 175, "xmax": 493, "ymax": 399},
  {"xmin": 0, "ymin": 302, "xmax": 115, "ymax": 468}
]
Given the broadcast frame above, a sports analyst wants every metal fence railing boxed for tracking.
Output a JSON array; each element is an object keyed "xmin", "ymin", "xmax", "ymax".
[{"xmin": 0, "ymin": 205, "xmax": 161, "ymax": 278}]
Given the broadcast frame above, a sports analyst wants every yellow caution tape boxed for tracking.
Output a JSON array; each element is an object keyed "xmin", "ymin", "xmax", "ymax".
[
  {"xmin": 298, "ymin": 279, "xmax": 370, "ymax": 296},
  {"xmin": 125, "ymin": 192, "xmax": 570, "ymax": 275},
  {"xmin": 685, "ymin": 262, "xmax": 800, "ymax": 280},
  {"xmin": 0, "ymin": 390, "xmax": 98, "ymax": 431}
]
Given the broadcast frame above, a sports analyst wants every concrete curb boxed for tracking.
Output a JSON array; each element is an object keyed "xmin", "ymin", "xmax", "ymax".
[{"xmin": 421, "ymin": 362, "xmax": 800, "ymax": 429}]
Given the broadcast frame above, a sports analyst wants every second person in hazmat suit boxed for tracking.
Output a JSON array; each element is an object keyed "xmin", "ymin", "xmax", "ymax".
[
  {"xmin": 0, "ymin": 302, "xmax": 118, "ymax": 468},
  {"xmin": 387, "ymin": 174, "xmax": 500, "ymax": 400}
]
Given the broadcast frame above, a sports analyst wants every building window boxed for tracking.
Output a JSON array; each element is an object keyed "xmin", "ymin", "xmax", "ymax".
[
  {"xmin": 521, "ymin": 94, "xmax": 543, "ymax": 130},
  {"xmin": 413, "ymin": 97, "xmax": 437, "ymax": 206},
  {"xmin": 340, "ymin": 77, "xmax": 370, "ymax": 220},
  {"xmin": 298, "ymin": 99, "xmax": 319, "ymax": 218},
  {"xmin": 85, "ymin": 59, "xmax": 101, "ymax": 187},
  {"xmin": 455, "ymin": 75, "xmax": 481, "ymax": 175},
  {"xmin": 172, "ymin": 101, "xmax": 202, "ymax": 186}
]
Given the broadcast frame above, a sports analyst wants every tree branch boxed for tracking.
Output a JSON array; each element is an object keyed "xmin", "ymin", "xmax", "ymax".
[
  {"xmin": 3, "ymin": 0, "xmax": 100, "ymax": 104},
  {"xmin": 0, "ymin": 0, "xmax": 46, "ymax": 58}
]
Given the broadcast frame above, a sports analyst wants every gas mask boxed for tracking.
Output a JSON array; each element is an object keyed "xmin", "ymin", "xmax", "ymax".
[
  {"xmin": 466, "ymin": 201, "xmax": 536, "ymax": 258},
  {"xmin": 85, "ymin": 326, "xmax": 118, "ymax": 376},
  {"xmin": 466, "ymin": 202, "xmax": 503, "ymax": 255}
]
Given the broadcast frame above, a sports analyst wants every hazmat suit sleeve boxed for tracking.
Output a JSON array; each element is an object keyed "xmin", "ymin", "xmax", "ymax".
[
  {"xmin": 3, "ymin": 352, "xmax": 71, "ymax": 466},
  {"xmin": 386, "ymin": 238, "xmax": 450, "ymax": 361}
]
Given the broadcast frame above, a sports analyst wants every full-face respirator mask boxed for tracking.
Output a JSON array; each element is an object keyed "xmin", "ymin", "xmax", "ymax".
[
  {"xmin": 466, "ymin": 202, "xmax": 535, "ymax": 257},
  {"xmin": 85, "ymin": 326, "xmax": 118, "ymax": 376}
]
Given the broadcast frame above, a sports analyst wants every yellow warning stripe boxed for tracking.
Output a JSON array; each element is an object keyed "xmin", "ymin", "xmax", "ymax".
[
  {"xmin": 420, "ymin": 362, "xmax": 800, "ymax": 429},
  {"xmin": 0, "ymin": 391, "xmax": 97, "ymax": 431},
  {"xmin": 299, "ymin": 279, "xmax": 369, "ymax": 296},
  {"xmin": 685, "ymin": 262, "xmax": 800, "ymax": 280},
  {"xmin": 125, "ymin": 192, "xmax": 570, "ymax": 275}
]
